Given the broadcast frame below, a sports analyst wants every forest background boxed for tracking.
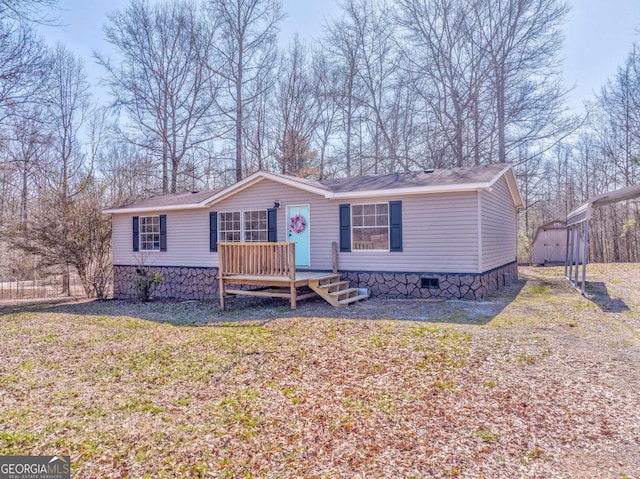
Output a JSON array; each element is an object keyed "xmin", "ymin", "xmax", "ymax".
[{"xmin": 1, "ymin": 0, "xmax": 638, "ymax": 297}]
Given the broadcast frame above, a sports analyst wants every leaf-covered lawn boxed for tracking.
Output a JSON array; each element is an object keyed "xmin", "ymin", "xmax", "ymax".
[{"xmin": 1, "ymin": 265, "xmax": 639, "ymax": 478}]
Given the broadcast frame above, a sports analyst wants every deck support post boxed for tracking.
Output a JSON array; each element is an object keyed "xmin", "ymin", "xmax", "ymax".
[
  {"xmin": 332, "ymin": 241, "xmax": 338, "ymax": 274},
  {"xmin": 290, "ymin": 282, "xmax": 297, "ymax": 309},
  {"xmin": 218, "ymin": 247, "xmax": 226, "ymax": 311}
]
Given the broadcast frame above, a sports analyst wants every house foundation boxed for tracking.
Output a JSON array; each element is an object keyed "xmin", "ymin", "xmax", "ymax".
[
  {"xmin": 113, "ymin": 265, "xmax": 219, "ymax": 300},
  {"xmin": 342, "ymin": 262, "xmax": 518, "ymax": 301},
  {"xmin": 112, "ymin": 262, "xmax": 517, "ymax": 302}
]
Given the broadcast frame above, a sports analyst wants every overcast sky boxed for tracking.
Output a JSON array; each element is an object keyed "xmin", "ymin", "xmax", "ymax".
[{"xmin": 39, "ymin": 0, "xmax": 640, "ymax": 112}]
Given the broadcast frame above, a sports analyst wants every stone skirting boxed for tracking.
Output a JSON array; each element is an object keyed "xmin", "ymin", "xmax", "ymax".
[
  {"xmin": 113, "ymin": 262, "xmax": 517, "ymax": 302},
  {"xmin": 342, "ymin": 262, "xmax": 518, "ymax": 300},
  {"xmin": 113, "ymin": 265, "xmax": 219, "ymax": 300}
]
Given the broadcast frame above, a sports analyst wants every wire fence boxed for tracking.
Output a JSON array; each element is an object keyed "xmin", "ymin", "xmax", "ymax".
[{"xmin": 0, "ymin": 275, "xmax": 86, "ymax": 301}]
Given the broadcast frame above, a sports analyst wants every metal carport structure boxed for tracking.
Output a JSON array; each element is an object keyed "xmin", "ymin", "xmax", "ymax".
[{"xmin": 565, "ymin": 183, "xmax": 640, "ymax": 294}]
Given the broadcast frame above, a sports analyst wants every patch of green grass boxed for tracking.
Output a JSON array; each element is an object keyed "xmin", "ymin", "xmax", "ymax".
[
  {"xmin": 520, "ymin": 446, "xmax": 545, "ymax": 463},
  {"xmin": 528, "ymin": 285, "xmax": 551, "ymax": 295},
  {"xmin": 38, "ymin": 332, "xmax": 59, "ymax": 343},
  {"xmin": 475, "ymin": 427, "xmax": 501, "ymax": 442},
  {"xmin": 214, "ymin": 388, "xmax": 263, "ymax": 437},
  {"xmin": 433, "ymin": 379, "xmax": 457, "ymax": 391},
  {"xmin": 0, "ymin": 431, "xmax": 39, "ymax": 455},
  {"xmin": 116, "ymin": 396, "xmax": 164, "ymax": 414}
]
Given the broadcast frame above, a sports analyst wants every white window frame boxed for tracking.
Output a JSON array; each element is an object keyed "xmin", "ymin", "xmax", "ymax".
[
  {"xmin": 243, "ymin": 210, "xmax": 268, "ymax": 242},
  {"xmin": 139, "ymin": 215, "xmax": 161, "ymax": 252},
  {"xmin": 218, "ymin": 211, "xmax": 242, "ymax": 242},
  {"xmin": 351, "ymin": 203, "xmax": 390, "ymax": 252},
  {"xmin": 218, "ymin": 209, "xmax": 268, "ymax": 243}
]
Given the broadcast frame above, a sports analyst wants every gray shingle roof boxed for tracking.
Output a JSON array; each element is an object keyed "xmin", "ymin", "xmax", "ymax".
[
  {"xmin": 109, "ymin": 188, "xmax": 221, "ymax": 211},
  {"xmin": 105, "ymin": 164, "xmax": 512, "ymax": 213},
  {"xmin": 319, "ymin": 164, "xmax": 507, "ymax": 193}
]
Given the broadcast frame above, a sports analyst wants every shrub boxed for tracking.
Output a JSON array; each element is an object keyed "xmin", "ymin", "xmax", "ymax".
[{"xmin": 134, "ymin": 268, "xmax": 162, "ymax": 302}]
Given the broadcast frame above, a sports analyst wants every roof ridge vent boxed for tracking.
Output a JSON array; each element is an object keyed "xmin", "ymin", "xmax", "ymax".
[{"xmin": 423, "ymin": 168, "xmax": 435, "ymax": 174}]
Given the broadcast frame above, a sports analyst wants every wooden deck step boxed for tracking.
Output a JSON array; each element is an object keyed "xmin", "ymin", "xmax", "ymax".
[
  {"xmin": 328, "ymin": 287, "xmax": 359, "ymax": 298},
  {"xmin": 319, "ymin": 281, "xmax": 350, "ymax": 290},
  {"xmin": 317, "ymin": 275, "xmax": 342, "ymax": 286},
  {"xmin": 338, "ymin": 294, "xmax": 370, "ymax": 305},
  {"xmin": 307, "ymin": 276, "xmax": 369, "ymax": 307}
]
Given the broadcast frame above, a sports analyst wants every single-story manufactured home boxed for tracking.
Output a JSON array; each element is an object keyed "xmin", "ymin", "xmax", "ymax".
[{"xmin": 104, "ymin": 164, "xmax": 523, "ymax": 305}]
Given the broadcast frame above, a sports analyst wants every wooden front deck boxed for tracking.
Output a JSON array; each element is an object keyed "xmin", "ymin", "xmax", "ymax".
[
  {"xmin": 217, "ymin": 242, "xmax": 321, "ymax": 310},
  {"xmin": 218, "ymin": 242, "xmax": 368, "ymax": 310}
]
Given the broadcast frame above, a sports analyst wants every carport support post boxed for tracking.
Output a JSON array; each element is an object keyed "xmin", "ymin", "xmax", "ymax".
[
  {"xmin": 574, "ymin": 226, "xmax": 580, "ymax": 287},
  {"xmin": 567, "ymin": 225, "xmax": 574, "ymax": 281},
  {"xmin": 581, "ymin": 221, "xmax": 589, "ymax": 295},
  {"xmin": 564, "ymin": 224, "xmax": 570, "ymax": 277}
]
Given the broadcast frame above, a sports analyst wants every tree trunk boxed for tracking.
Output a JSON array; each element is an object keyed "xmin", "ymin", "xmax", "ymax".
[
  {"xmin": 496, "ymin": 67, "xmax": 506, "ymax": 163},
  {"xmin": 235, "ymin": 43, "xmax": 244, "ymax": 182}
]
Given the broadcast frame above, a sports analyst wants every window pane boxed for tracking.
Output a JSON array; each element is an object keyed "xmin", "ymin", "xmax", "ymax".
[
  {"xmin": 243, "ymin": 210, "xmax": 267, "ymax": 242},
  {"xmin": 351, "ymin": 204, "xmax": 389, "ymax": 251},
  {"xmin": 219, "ymin": 211, "xmax": 243, "ymax": 242},
  {"xmin": 139, "ymin": 216, "xmax": 160, "ymax": 250}
]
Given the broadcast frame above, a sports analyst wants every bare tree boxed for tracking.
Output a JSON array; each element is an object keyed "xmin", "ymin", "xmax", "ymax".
[
  {"xmin": 43, "ymin": 43, "xmax": 90, "ymax": 203},
  {"xmin": 0, "ymin": 22, "xmax": 49, "ymax": 127},
  {"xmin": 473, "ymin": 0, "xmax": 570, "ymax": 163},
  {"xmin": 208, "ymin": 0, "xmax": 284, "ymax": 181},
  {"xmin": 311, "ymin": 51, "xmax": 342, "ymax": 179},
  {"xmin": 5, "ymin": 106, "xmax": 51, "ymax": 224},
  {"xmin": 397, "ymin": 0, "xmax": 488, "ymax": 167},
  {"xmin": 97, "ymin": 0, "xmax": 222, "ymax": 193},
  {"xmin": 0, "ymin": 0, "xmax": 57, "ymax": 23},
  {"xmin": 273, "ymin": 37, "xmax": 319, "ymax": 176},
  {"xmin": 324, "ymin": 0, "xmax": 365, "ymax": 176}
]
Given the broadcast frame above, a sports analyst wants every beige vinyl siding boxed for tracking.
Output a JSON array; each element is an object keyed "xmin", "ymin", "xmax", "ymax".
[
  {"xmin": 112, "ymin": 209, "xmax": 213, "ymax": 268},
  {"xmin": 339, "ymin": 192, "xmax": 479, "ymax": 273},
  {"xmin": 212, "ymin": 178, "xmax": 480, "ymax": 273},
  {"xmin": 481, "ymin": 176, "xmax": 517, "ymax": 271}
]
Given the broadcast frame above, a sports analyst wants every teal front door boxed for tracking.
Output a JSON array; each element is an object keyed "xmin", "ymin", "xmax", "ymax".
[{"xmin": 287, "ymin": 205, "xmax": 310, "ymax": 267}]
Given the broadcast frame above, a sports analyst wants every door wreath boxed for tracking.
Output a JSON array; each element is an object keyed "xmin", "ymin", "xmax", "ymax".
[{"xmin": 290, "ymin": 213, "xmax": 306, "ymax": 233}]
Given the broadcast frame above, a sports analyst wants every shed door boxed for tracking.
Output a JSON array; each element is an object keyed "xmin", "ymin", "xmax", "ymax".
[{"xmin": 544, "ymin": 229, "xmax": 566, "ymax": 263}]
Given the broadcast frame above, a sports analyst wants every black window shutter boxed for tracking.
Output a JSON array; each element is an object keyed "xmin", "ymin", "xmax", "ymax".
[
  {"xmin": 389, "ymin": 200, "xmax": 403, "ymax": 252},
  {"xmin": 159, "ymin": 214, "xmax": 167, "ymax": 251},
  {"xmin": 133, "ymin": 216, "xmax": 139, "ymax": 252},
  {"xmin": 267, "ymin": 208, "xmax": 277, "ymax": 242},
  {"xmin": 339, "ymin": 204, "xmax": 351, "ymax": 252},
  {"xmin": 209, "ymin": 211, "xmax": 218, "ymax": 252}
]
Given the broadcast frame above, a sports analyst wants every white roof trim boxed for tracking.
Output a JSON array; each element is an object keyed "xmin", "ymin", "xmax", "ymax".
[
  {"xmin": 330, "ymin": 183, "xmax": 491, "ymax": 199},
  {"xmin": 103, "ymin": 203, "xmax": 208, "ymax": 214},
  {"xmin": 333, "ymin": 165, "xmax": 523, "ymax": 207}
]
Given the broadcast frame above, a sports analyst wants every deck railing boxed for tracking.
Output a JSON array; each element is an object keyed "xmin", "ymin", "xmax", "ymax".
[{"xmin": 218, "ymin": 242, "xmax": 296, "ymax": 280}]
